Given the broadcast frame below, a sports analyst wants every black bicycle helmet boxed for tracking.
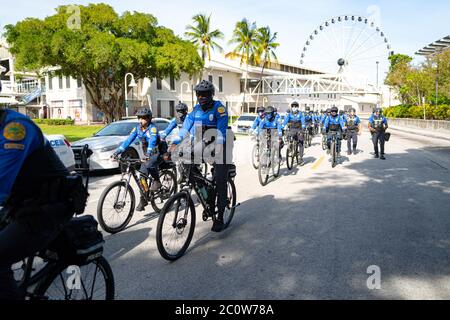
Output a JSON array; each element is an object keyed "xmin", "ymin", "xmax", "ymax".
[
  {"xmin": 291, "ymin": 101, "xmax": 299, "ymax": 108},
  {"xmin": 194, "ymin": 79, "xmax": 215, "ymax": 96},
  {"xmin": 305, "ymin": 106, "xmax": 311, "ymax": 112},
  {"xmin": 330, "ymin": 106, "xmax": 338, "ymax": 113},
  {"xmin": 175, "ymin": 102, "xmax": 188, "ymax": 113},
  {"xmin": 257, "ymin": 106, "xmax": 265, "ymax": 113},
  {"xmin": 136, "ymin": 107, "xmax": 152, "ymax": 118},
  {"xmin": 374, "ymin": 107, "xmax": 382, "ymax": 113},
  {"xmin": 265, "ymin": 106, "xmax": 275, "ymax": 116}
]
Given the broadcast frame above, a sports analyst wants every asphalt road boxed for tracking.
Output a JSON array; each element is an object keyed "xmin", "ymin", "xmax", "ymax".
[{"xmin": 84, "ymin": 128, "xmax": 450, "ymax": 299}]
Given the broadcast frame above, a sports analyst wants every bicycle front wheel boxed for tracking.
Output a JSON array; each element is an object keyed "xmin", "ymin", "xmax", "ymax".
[
  {"xmin": 97, "ymin": 181, "xmax": 135, "ymax": 234},
  {"xmin": 156, "ymin": 191, "xmax": 196, "ymax": 261},
  {"xmin": 331, "ymin": 140, "xmax": 337, "ymax": 168},
  {"xmin": 223, "ymin": 178, "xmax": 237, "ymax": 229},
  {"xmin": 286, "ymin": 144, "xmax": 294, "ymax": 170},
  {"xmin": 271, "ymin": 150, "xmax": 281, "ymax": 178},
  {"xmin": 150, "ymin": 169, "xmax": 178, "ymax": 214},
  {"xmin": 252, "ymin": 144, "xmax": 260, "ymax": 170},
  {"xmin": 34, "ymin": 256, "xmax": 115, "ymax": 300}
]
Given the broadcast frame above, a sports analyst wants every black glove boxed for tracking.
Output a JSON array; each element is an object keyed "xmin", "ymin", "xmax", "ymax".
[{"xmin": 111, "ymin": 151, "xmax": 120, "ymax": 159}]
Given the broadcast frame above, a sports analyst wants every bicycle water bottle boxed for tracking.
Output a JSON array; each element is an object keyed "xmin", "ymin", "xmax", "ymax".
[
  {"xmin": 140, "ymin": 177, "xmax": 149, "ymax": 193},
  {"xmin": 198, "ymin": 185, "xmax": 208, "ymax": 201}
]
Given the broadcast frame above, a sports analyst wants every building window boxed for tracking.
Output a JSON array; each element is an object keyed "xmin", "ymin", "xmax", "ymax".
[
  {"xmin": 208, "ymin": 75, "xmax": 213, "ymax": 84},
  {"xmin": 66, "ymin": 77, "xmax": 70, "ymax": 89},
  {"xmin": 218, "ymin": 76, "xmax": 223, "ymax": 92},
  {"xmin": 156, "ymin": 100, "xmax": 161, "ymax": 117},
  {"xmin": 58, "ymin": 76, "xmax": 63, "ymax": 89},
  {"xmin": 48, "ymin": 74, "xmax": 53, "ymax": 91},
  {"xmin": 170, "ymin": 76, "xmax": 175, "ymax": 91},
  {"xmin": 156, "ymin": 78, "xmax": 162, "ymax": 90},
  {"xmin": 77, "ymin": 77, "xmax": 82, "ymax": 88},
  {"xmin": 169, "ymin": 100, "xmax": 175, "ymax": 118}
]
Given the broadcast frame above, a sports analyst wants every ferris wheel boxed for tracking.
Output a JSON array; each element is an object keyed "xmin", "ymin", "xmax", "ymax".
[{"xmin": 300, "ymin": 15, "xmax": 394, "ymax": 87}]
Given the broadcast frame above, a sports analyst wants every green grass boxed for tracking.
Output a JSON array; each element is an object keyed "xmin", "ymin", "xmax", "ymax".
[{"xmin": 38, "ymin": 124, "xmax": 105, "ymax": 142}]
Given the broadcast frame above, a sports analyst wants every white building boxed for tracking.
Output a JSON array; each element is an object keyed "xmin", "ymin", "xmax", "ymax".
[{"xmin": 2, "ymin": 38, "xmax": 397, "ymax": 121}]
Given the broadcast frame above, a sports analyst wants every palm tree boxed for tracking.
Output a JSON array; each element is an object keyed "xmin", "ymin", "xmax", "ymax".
[
  {"xmin": 229, "ymin": 18, "xmax": 258, "ymax": 112},
  {"xmin": 185, "ymin": 13, "xmax": 224, "ymax": 63},
  {"xmin": 255, "ymin": 26, "xmax": 279, "ymax": 74}
]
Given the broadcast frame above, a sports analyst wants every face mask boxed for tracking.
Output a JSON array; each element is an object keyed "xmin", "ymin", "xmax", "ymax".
[
  {"xmin": 292, "ymin": 107, "xmax": 299, "ymax": 114},
  {"xmin": 198, "ymin": 95, "xmax": 213, "ymax": 109}
]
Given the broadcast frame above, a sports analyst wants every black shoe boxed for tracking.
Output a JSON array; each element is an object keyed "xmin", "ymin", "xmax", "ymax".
[
  {"xmin": 136, "ymin": 197, "xmax": 148, "ymax": 212},
  {"xmin": 353, "ymin": 149, "xmax": 358, "ymax": 155},
  {"xmin": 380, "ymin": 155, "xmax": 386, "ymax": 160},
  {"xmin": 211, "ymin": 219, "xmax": 225, "ymax": 232},
  {"xmin": 374, "ymin": 154, "xmax": 379, "ymax": 159},
  {"xmin": 347, "ymin": 150, "xmax": 352, "ymax": 155}
]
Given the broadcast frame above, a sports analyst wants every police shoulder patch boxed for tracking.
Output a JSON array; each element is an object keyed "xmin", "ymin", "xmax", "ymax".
[
  {"xmin": 217, "ymin": 106, "xmax": 226, "ymax": 114},
  {"xmin": 151, "ymin": 127, "xmax": 157, "ymax": 134},
  {"xmin": 3, "ymin": 122, "xmax": 26, "ymax": 141}
]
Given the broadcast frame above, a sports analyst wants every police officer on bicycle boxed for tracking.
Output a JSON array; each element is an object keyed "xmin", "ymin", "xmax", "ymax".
[
  {"xmin": 259, "ymin": 106, "xmax": 283, "ymax": 160},
  {"xmin": 282, "ymin": 102, "xmax": 306, "ymax": 165},
  {"xmin": 113, "ymin": 107, "xmax": 164, "ymax": 211},
  {"xmin": 250, "ymin": 106, "xmax": 265, "ymax": 136},
  {"xmin": 323, "ymin": 106, "xmax": 346, "ymax": 157},
  {"xmin": 0, "ymin": 108, "xmax": 83, "ymax": 299},
  {"xmin": 160, "ymin": 102, "xmax": 188, "ymax": 140},
  {"xmin": 168, "ymin": 80, "xmax": 231, "ymax": 232}
]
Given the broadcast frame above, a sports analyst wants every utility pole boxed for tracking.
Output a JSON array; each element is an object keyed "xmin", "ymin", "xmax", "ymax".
[{"xmin": 376, "ymin": 61, "xmax": 379, "ymax": 88}]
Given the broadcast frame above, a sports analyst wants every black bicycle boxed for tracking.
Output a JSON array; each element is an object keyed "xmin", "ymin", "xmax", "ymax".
[
  {"xmin": 97, "ymin": 156, "xmax": 177, "ymax": 234},
  {"xmin": 258, "ymin": 129, "xmax": 281, "ymax": 186},
  {"xmin": 156, "ymin": 153, "xmax": 239, "ymax": 261},
  {"xmin": 285, "ymin": 128, "xmax": 303, "ymax": 170},
  {"xmin": 1, "ymin": 145, "xmax": 115, "ymax": 300},
  {"xmin": 304, "ymin": 124, "xmax": 313, "ymax": 148},
  {"xmin": 321, "ymin": 132, "xmax": 328, "ymax": 150},
  {"xmin": 328, "ymin": 131, "xmax": 340, "ymax": 168}
]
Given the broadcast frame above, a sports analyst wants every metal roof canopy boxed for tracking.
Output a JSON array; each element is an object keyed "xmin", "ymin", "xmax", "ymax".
[{"xmin": 415, "ymin": 35, "xmax": 450, "ymax": 56}]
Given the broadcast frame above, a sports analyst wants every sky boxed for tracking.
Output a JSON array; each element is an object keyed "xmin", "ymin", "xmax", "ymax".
[{"xmin": 0, "ymin": 0, "xmax": 449, "ymax": 83}]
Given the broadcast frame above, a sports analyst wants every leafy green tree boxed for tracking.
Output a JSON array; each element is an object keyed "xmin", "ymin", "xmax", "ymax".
[
  {"xmin": 5, "ymin": 3, "xmax": 203, "ymax": 122},
  {"xmin": 254, "ymin": 26, "xmax": 279, "ymax": 74},
  {"xmin": 185, "ymin": 13, "xmax": 224, "ymax": 63}
]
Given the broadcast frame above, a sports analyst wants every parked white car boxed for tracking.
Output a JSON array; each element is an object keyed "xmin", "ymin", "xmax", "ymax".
[
  {"xmin": 45, "ymin": 134, "xmax": 76, "ymax": 171},
  {"xmin": 231, "ymin": 114, "xmax": 257, "ymax": 134},
  {"xmin": 71, "ymin": 118, "xmax": 177, "ymax": 171}
]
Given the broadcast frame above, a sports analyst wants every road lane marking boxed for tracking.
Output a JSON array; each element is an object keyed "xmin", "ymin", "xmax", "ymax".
[{"xmin": 311, "ymin": 156, "xmax": 325, "ymax": 170}]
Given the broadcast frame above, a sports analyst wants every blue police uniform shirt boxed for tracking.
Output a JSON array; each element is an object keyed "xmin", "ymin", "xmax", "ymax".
[
  {"xmin": 161, "ymin": 115, "xmax": 186, "ymax": 139},
  {"xmin": 259, "ymin": 115, "xmax": 283, "ymax": 137},
  {"xmin": 0, "ymin": 110, "xmax": 45, "ymax": 203},
  {"xmin": 323, "ymin": 115, "xmax": 346, "ymax": 131},
  {"xmin": 282, "ymin": 112, "xmax": 306, "ymax": 130},
  {"xmin": 368, "ymin": 114, "xmax": 388, "ymax": 127},
  {"xmin": 304, "ymin": 112, "xmax": 315, "ymax": 123},
  {"xmin": 117, "ymin": 122, "xmax": 159, "ymax": 156},
  {"xmin": 320, "ymin": 114, "xmax": 329, "ymax": 124},
  {"xmin": 251, "ymin": 115, "xmax": 264, "ymax": 135},
  {"xmin": 346, "ymin": 115, "xmax": 361, "ymax": 126},
  {"xmin": 172, "ymin": 101, "xmax": 228, "ymax": 145}
]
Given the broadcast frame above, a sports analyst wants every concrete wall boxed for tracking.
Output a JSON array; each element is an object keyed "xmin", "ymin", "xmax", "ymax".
[{"xmin": 387, "ymin": 118, "xmax": 450, "ymax": 132}]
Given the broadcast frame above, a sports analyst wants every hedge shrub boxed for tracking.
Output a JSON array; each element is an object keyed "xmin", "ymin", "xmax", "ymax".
[
  {"xmin": 383, "ymin": 104, "xmax": 450, "ymax": 120},
  {"xmin": 33, "ymin": 119, "xmax": 75, "ymax": 125}
]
